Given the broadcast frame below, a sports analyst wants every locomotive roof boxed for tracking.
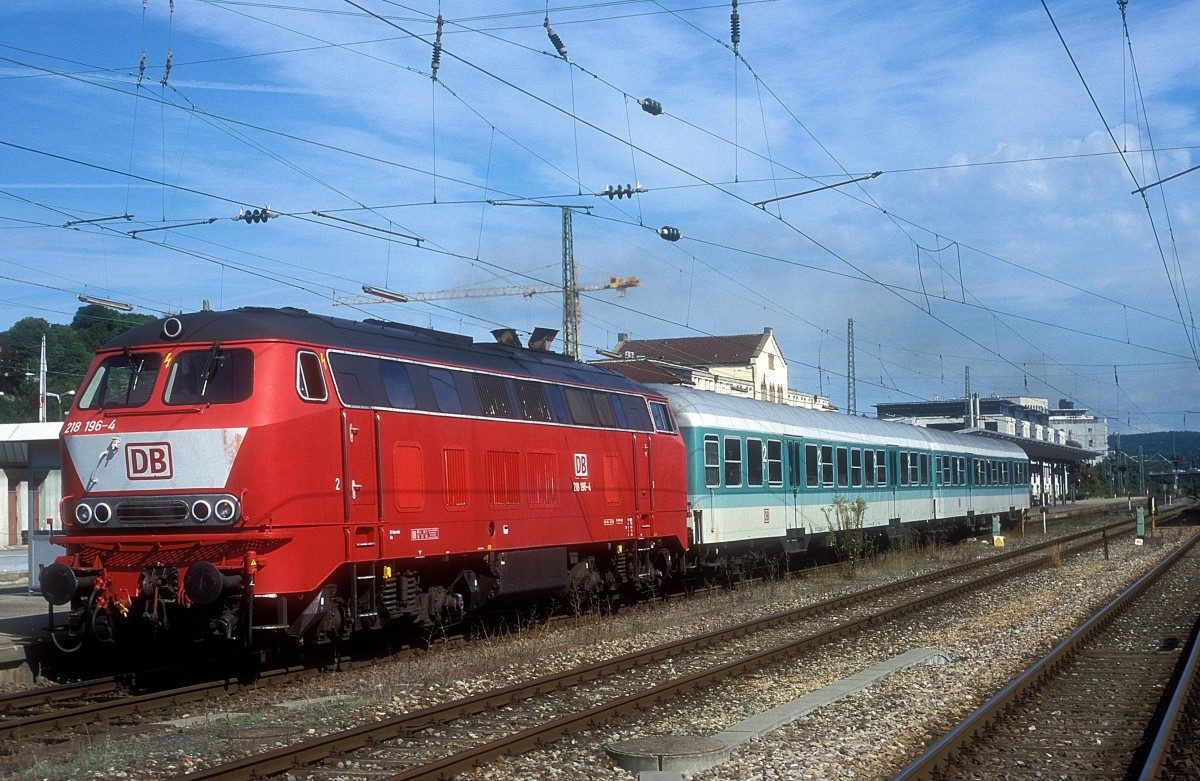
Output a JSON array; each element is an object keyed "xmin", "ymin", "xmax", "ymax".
[
  {"xmin": 103, "ymin": 307, "xmax": 652, "ymax": 393},
  {"xmin": 655, "ymin": 384, "xmax": 1028, "ymax": 459}
]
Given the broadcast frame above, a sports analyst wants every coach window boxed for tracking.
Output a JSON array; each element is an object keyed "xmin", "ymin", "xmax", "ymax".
[
  {"xmin": 821, "ymin": 445, "xmax": 835, "ymax": 487},
  {"xmin": 787, "ymin": 441, "xmax": 802, "ymax": 487},
  {"xmin": 910, "ymin": 453, "xmax": 921, "ymax": 486},
  {"xmin": 704, "ymin": 435, "xmax": 721, "ymax": 488},
  {"xmin": 876, "ymin": 449, "xmax": 888, "ymax": 486},
  {"xmin": 429, "ymin": 368, "xmax": 462, "ymax": 414},
  {"xmin": 805, "ymin": 444, "xmax": 819, "ymax": 488},
  {"xmin": 851, "ymin": 449, "xmax": 863, "ymax": 488},
  {"xmin": 864, "ymin": 449, "xmax": 875, "ymax": 487},
  {"xmin": 514, "ymin": 380, "xmax": 553, "ymax": 422},
  {"xmin": 724, "ymin": 437, "xmax": 743, "ymax": 487},
  {"xmin": 767, "ymin": 440, "xmax": 784, "ymax": 487},
  {"xmin": 746, "ymin": 439, "xmax": 764, "ymax": 487},
  {"xmin": 295, "ymin": 351, "xmax": 327, "ymax": 402},
  {"xmin": 899, "ymin": 452, "xmax": 910, "ymax": 486},
  {"xmin": 919, "ymin": 454, "xmax": 929, "ymax": 486},
  {"xmin": 836, "ymin": 447, "xmax": 849, "ymax": 488},
  {"xmin": 649, "ymin": 401, "xmax": 676, "ymax": 433},
  {"xmin": 164, "ymin": 348, "xmax": 253, "ymax": 405}
]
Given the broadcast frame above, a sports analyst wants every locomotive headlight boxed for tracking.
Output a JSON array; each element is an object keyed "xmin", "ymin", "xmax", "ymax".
[
  {"xmin": 191, "ymin": 500, "xmax": 212, "ymax": 523},
  {"xmin": 74, "ymin": 503, "xmax": 93, "ymax": 525},
  {"xmin": 93, "ymin": 502, "xmax": 112, "ymax": 525},
  {"xmin": 213, "ymin": 498, "xmax": 238, "ymax": 523}
]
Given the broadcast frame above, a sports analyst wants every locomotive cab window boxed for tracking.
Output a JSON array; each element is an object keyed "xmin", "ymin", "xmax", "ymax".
[
  {"xmin": 79, "ymin": 351, "xmax": 163, "ymax": 410},
  {"xmin": 163, "ymin": 347, "xmax": 252, "ymax": 405},
  {"xmin": 296, "ymin": 351, "xmax": 327, "ymax": 402},
  {"xmin": 649, "ymin": 401, "xmax": 676, "ymax": 433}
]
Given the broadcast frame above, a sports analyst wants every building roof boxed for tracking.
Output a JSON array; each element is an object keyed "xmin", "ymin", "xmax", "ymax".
[
  {"xmin": 613, "ymin": 332, "xmax": 771, "ymax": 367},
  {"xmin": 597, "ymin": 359, "xmax": 687, "ymax": 385},
  {"xmin": 0, "ymin": 422, "xmax": 62, "ymax": 468}
]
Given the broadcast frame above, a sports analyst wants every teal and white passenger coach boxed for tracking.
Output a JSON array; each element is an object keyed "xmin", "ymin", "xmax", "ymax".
[{"xmin": 654, "ymin": 385, "xmax": 1030, "ymax": 557}]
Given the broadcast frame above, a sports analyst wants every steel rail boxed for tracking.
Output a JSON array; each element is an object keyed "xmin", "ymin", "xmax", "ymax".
[
  {"xmin": 1137, "ymin": 592, "xmax": 1200, "ymax": 781},
  {"xmin": 171, "ymin": 522, "xmax": 1125, "ymax": 781},
  {"xmin": 891, "ymin": 530, "xmax": 1200, "ymax": 781}
]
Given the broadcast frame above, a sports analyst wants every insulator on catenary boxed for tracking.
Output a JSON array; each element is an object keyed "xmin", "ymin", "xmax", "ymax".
[
  {"xmin": 160, "ymin": 50, "xmax": 172, "ymax": 87},
  {"xmin": 431, "ymin": 14, "xmax": 443, "ymax": 80},
  {"xmin": 658, "ymin": 226, "xmax": 681, "ymax": 242},
  {"xmin": 639, "ymin": 97, "xmax": 662, "ymax": 116},
  {"xmin": 544, "ymin": 16, "xmax": 569, "ymax": 61},
  {"xmin": 136, "ymin": 52, "xmax": 146, "ymax": 87},
  {"xmin": 236, "ymin": 207, "xmax": 273, "ymax": 224},
  {"xmin": 603, "ymin": 183, "xmax": 643, "ymax": 200},
  {"xmin": 730, "ymin": 0, "xmax": 740, "ymax": 52}
]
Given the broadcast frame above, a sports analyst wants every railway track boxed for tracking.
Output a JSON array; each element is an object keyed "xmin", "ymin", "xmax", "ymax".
[
  {"xmin": 162, "ymin": 521, "xmax": 1137, "ymax": 781},
  {"xmin": 0, "ymin": 664, "xmax": 313, "ymax": 744},
  {"xmin": 893, "ymin": 530, "xmax": 1200, "ymax": 780}
]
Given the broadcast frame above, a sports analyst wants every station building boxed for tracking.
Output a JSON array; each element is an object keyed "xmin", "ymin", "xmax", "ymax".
[{"xmin": 875, "ymin": 396, "xmax": 1104, "ymax": 504}]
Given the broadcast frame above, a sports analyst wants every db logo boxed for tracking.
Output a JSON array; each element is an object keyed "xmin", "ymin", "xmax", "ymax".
[{"xmin": 126, "ymin": 442, "xmax": 173, "ymax": 480}]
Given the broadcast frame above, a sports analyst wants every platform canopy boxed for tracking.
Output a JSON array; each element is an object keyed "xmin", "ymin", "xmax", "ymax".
[{"xmin": 0, "ymin": 422, "xmax": 62, "ymax": 469}]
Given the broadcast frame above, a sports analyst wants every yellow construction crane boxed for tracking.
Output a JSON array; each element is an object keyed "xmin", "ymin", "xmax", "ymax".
[{"xmin": 338, "ymin": 275, "xmax": 638, "ymax": 306}]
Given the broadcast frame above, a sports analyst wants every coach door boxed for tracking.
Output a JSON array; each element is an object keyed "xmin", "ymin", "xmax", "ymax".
[{"xmin": 341, "ymin": 410, "xmax": 381, "ymax": 558}]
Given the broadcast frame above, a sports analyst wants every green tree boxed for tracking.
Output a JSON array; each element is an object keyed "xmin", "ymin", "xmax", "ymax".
[{"xmin": 0, "ymin": 306, "xmax": 153, "ymax": 423}]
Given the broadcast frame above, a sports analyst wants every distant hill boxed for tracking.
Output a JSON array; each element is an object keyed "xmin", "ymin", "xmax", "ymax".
[{"xmin": 1109, "ymin": 431, "xmax": 1200, "ymax": 464}]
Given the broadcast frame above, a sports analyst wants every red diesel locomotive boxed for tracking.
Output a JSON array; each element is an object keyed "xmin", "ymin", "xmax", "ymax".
[{"xmin": 40, "ymin": 307, "xmax": 689, "ymax": 648}]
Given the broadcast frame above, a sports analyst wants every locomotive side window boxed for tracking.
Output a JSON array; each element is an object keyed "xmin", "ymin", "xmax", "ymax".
[
  {"xmin": 329, "ymin": 352, "xmax": 386, "ymax": 407},
  {"xmin": 79, "ymin": 351, "xmax": 163, "ymax": 410},
  {"xmin": 723, "ymin": 437, "xmax": 743, "ymax": 487},
  {"xmin": 704, "ymin": 435, "xmax": 720, "ymax": 488},
  {"xmin": 563, "ymin": 387, "xmax": 597, "ymax": 425},
  {"xmin": 618, "ymin": 394, "xmax": 653, "ymax": 431},
  {"xmin": 514, "ymin": 381, "xmax": 554, "ymax": 422},
  {"xmin": 592, "ymin": 392, "xmax": 619, "ymax": 427},
  {"xmin": 296, "ymin": 351, "xmax": 328, "ymax": 402},
  {"xmin": 475, "ymin": 375, "xmax": 515, "ymax": 417},
  {"xmin": 380, "ymin": 361, "xmax": 417, "ymax": 409},
  {"xmin": 429, "ymin": 369, "xmax": 462, "ymax": 414},
  {"xmin": 546, "ymin": 385, "xmax": 570, "ymax": 422},
  {"xmin": 163, "ymin": 348, "xmax": 252, "ymax": 405}
]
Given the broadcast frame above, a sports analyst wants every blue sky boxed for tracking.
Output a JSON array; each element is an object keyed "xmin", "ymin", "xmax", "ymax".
[{"xmin": 3, "ymin": 1, "xmax": 1199, "ymax": 435}]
